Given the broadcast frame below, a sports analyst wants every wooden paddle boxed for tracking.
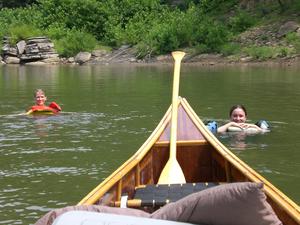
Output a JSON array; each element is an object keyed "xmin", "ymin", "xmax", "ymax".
[{"xmin": 158, "ymin": 51, "xmax": 186, "ymax": 184}]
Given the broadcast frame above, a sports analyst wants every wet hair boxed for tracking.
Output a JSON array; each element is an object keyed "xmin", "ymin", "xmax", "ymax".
[
  {"xmin": 34, "ymin": 89, "xmax": 45, "ymax": 97},
  {"xmin": 229, "ymin": 105, "xmax": 247, "ymax": 117}
]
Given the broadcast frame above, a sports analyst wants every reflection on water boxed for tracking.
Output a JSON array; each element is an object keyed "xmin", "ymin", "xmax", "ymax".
[
  {"xmin": 216, "ymin": 119, "xmax": 290, "ymax": 153},
  {"xmin": 218, "ymin": 130, "xmax": 270, "ymax": 151},
  {"xmin": 1, "ymin": 64, "xmax": 300, "ymax": 224}
]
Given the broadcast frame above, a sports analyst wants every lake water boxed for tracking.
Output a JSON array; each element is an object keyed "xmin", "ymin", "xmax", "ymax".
[{"xmin": 0, "ymin": 63, "xmax": 299, "ymax": 224}]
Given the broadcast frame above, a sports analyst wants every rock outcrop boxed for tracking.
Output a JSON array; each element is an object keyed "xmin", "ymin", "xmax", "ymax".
[
  {"xmin": 1, "ymin": 36, "xmax": 60, "ymax": 64},
  {"xmin": 236, "ymin": 20, "xmax": 300, "ymax": 50}
]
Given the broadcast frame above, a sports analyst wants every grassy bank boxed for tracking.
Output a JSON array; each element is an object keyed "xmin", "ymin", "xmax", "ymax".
[{"xmin": 0, "ymin": 0, "xmax": 299, "ymax": 60}]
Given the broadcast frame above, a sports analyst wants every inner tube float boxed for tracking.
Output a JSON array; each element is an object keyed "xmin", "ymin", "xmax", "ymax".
[
  {"xmin": 27, "ymin": 102, "xmax": 61, "ymax": 115},
  {"xmin": 206, "ymin": 120, "xmax": 270, "ymax": 133}
]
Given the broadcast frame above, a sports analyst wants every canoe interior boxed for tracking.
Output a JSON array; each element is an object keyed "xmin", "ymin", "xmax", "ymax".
[
  {"xmin": 95, "ymin": 142, "xmax": 247, "ymax": 204},
  {"xmin": 79, "ymin": 98, "xmax": 300, "ymax": 225}
]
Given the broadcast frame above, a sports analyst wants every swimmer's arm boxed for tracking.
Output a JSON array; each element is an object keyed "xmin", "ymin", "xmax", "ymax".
[
  {"xmin": 240, "ymin": 123, "xmax": 263, "ymax": 131},
  {"xmin": 217, "ymin": 121, "xmax": 241, "ymax": 133},
  {"xmin": 25, "ymin": 109, "xmax": 33, "ymax": 115}
]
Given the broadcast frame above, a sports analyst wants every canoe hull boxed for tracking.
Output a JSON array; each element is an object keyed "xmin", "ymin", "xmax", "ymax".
[{"xmin": 78, "ymin": 97, "xmax": 300, "ymax": 225}]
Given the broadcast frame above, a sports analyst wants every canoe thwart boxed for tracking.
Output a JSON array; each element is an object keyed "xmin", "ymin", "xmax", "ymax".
[{"xmin": 112, "ymin": 182, "xmax": 219, "ymax": 208}]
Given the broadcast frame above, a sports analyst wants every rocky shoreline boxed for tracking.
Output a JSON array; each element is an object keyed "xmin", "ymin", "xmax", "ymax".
[
  {"xmin": 1, "ymin": 20, "xmax": 299, "ymax": 66},
  {"xmin": 1, "ymin": 45, "xmax": 299, "ymax": 67}
]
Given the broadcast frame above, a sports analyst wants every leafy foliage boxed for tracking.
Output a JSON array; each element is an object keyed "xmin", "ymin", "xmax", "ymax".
[
  {"xmin": 0, "ymin": 6, "xmax": 42, "ymax": 38},
  {"xmin": 228, "ymin": 10, "xmax": 257, "ymax": 33},
  {"xmin": 285, "ymin": 32, "xmax": 300, "ymax": 53},
  {"xmin": 36, "ymin": 0, "xmax": 106, "ymax": 39},
  {"xmin": 0, "ymin": 0, "xmax": 298, "ymax": 58},
  {"xmin": 220, "ymin": 42, "xmax": 241, "ymax": 56},
  {"xmin": 243, "ymin": 46, "xmax": 295, "ymax": 60},
  {"xmin": 7, "ymin": 24, "xmax": 43, "ymax": 45},
  {"xmin": 54, "ymin": 29, "xmax": 97, "ymax": 57}
]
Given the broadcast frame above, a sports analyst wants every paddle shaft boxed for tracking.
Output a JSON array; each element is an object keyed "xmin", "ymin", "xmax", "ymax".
[{"xmin": 169, "ymin": 51, "xmax": 185, "ymax": 159}]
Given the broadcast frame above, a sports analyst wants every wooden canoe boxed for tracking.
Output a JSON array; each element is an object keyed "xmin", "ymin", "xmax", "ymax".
[{"xmin": 78, "ymin": 96, "xmax": 300, "ymax": 225}]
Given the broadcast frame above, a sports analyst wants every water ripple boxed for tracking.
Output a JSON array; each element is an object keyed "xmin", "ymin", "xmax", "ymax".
[{"xmin": 1, "ymin": 166, "xmax": 86, "ymax": 177}]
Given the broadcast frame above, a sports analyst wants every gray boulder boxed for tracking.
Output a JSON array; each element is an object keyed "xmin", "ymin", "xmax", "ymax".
[
  {"xmin": 92, "ymin": 49, "xmax": 109, "ymax": 57},
  {"xmin": 4, "ymin": 56, "xmax": 20, "ymax": 64},
  {"xmin": 41, "ymin": 55, "xmax": 60, "ymax": 64},
  {"xmin": 17, "ymin": 40, "xmax": 26, "ymax": 55},
  {"xmin": 74, "ymin": 52, "xmax": 91, "ymax": 64},
  {"xmin": 67, "ymin": 57, "xmax": 75, "ymax": 63},
  {"xmin": 278, "ymin": 21, "xmax": 300, "ymax": 38},
  {"xmin": 2, "ymin": 43, "xmax": 10, "ymax": 52},
  {"xmin": 2, "ymin": 45, "xmax": 18, "ymax": 56}
]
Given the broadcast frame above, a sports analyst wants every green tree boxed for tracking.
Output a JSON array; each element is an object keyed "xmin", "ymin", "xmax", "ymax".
[
  {"xmin": 36, "ymin": 0, "xmax": 106, "ymax": 39},
  {"xmin": 102, "ymin": 0, "xmax": 162, "ymax": 45}
]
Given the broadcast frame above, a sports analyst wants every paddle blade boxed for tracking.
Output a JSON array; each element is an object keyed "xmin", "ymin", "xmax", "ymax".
[{"xmin": 158, "ymin": 158, "xmax": 186, "ymax": 184}]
